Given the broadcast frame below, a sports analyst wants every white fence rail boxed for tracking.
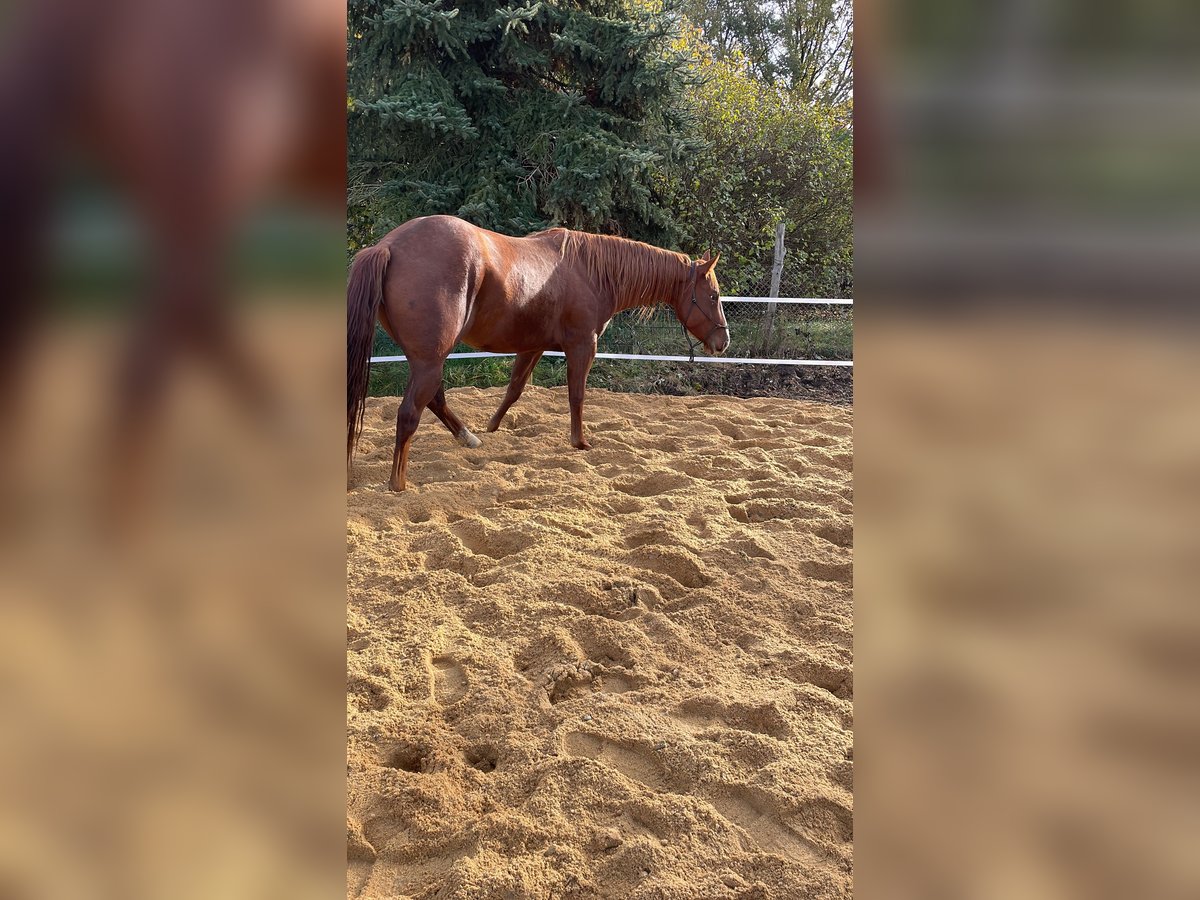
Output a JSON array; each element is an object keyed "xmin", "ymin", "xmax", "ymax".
[{"xmin": 369, "ymin": 296, "xmax": 853, "ymax": 367}]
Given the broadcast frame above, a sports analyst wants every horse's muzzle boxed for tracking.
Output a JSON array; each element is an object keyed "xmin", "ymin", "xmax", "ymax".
[{"xmin": 708, "ymin": 327, "xmax": 730, "ymax": 355}]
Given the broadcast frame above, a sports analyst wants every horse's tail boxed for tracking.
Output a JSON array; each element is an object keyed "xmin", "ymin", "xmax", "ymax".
[{"xmin": 347, "ymin": 243, "xmax": 391, "ymax": 466}]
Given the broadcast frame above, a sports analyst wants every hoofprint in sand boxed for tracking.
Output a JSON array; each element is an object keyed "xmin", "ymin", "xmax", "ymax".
[{"xmin": 347, "ymin": 386, "xmax": 852, "ymax": 900}]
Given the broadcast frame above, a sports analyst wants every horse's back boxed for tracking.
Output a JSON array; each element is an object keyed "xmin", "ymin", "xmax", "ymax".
[
  {"xmin": 377, "ymin": 216, "xmax": 483, "ymax": 289},
  {"xmin": 382, "ymin": 214, "xmax": 480, "ymax": 253},
  {"xmin": 372, "ymin": 215, "xmax": 590, "ymax": 355},
  {"xmin": 380, "ymin": 216, "xmax": 563, "ymax": 299}
]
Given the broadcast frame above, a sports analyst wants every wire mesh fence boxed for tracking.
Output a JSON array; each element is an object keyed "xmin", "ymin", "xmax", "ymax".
[
  {"xmin": 597, "ymin": 299, "xmax": 852, "ymax": 362},
  {"xmin": 366, "ymin": 298, "xmax": 852, "ymax": 401},
  {"xmin": 370, "ymin": 298, "xmax": 853, "ymax": 365}
]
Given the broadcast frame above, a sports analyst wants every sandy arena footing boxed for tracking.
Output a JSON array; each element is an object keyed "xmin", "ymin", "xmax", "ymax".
[{"xmin": 348, "ymin": 386, "xmax": 853, "ymax": 900}]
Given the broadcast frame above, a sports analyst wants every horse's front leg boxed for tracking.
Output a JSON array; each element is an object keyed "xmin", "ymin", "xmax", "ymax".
[{"xmin": 564, "ymin": 335, "xmax": 597, "ymax": 450}]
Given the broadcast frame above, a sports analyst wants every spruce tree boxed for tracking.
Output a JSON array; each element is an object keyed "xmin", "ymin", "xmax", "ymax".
[{"xmin": 348, "ymin": 0, "xmax": 698, "ymax": 249}]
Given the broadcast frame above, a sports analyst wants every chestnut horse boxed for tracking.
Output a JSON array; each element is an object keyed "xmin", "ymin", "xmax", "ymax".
[{"xmin": 347, "ymin": 215, "xmax": 727, "ymax": 491}]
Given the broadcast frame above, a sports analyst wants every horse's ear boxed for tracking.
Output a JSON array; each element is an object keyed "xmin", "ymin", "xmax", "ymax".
[{"xmin": 699, "ymin": 251, "xmax": 720, "ymax": 274}]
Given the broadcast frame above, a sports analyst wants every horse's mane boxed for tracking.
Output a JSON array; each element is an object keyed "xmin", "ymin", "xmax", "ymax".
[{"xmin": 535, "ymin": 228, "xmax": 690, "ymax": 316}]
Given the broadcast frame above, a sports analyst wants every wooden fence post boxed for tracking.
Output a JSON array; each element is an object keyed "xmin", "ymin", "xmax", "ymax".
[{"xmin": 763, "ymin": 222, "xmax": 786, "ymax": 351}]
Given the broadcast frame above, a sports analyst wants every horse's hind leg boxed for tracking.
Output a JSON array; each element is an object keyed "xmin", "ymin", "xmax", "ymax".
[
  {"xmin": 487, "ymin": 350, "xmax": 543, "ymax": 432},
  {"xmin": 389, "ymin": 360, "xmax": 443, "ymax": 492},
  {"xmin": 427, "ymin": 387, "xmax": 481, "ymax": 449}
]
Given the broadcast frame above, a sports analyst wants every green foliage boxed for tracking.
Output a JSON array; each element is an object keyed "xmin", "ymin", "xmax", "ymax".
[
  {"xmin": 678, "ymin": 0, "xmax": 853, "ymax": 105},
  {"xmin": 666, "ymin": 31, "xmax": 853, "ymax": 299},
  {"xmin": 348, "ymin": 0, "xmax": 699, "ymax": 251}
]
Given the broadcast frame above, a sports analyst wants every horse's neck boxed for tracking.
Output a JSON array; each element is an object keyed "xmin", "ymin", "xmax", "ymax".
[{"xmin": 609, "ymin": 245, "xmax": 690, "ymax": 316}]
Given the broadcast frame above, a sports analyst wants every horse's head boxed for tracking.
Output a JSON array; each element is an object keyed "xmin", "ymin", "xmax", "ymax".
[{"xmin": 675, "ymin": 252, "xmax": 728, "ymax": 354}]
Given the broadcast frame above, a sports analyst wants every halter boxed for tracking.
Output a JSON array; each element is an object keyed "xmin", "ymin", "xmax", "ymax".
[{"xmin": 679, "ymin": 261, "xmax": 727, "ymax": 363}]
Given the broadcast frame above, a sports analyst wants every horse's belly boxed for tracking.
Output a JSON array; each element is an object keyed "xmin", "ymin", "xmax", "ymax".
[
  {"xmin": 466, "ymin": 335, "xmax": 560, "ymax": 354},
  {"xmin": 461, "ymin": 307, "xmax": 555, "ymax": 354}
]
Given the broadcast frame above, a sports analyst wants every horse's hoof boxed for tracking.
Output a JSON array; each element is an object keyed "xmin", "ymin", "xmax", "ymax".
[
  {"xmin": 457, "ymin": 428, "xmax": 483, "ymax": 449},
  {"xmin": 573, "ymin": 440, "xmax": 592, "ymax": 451}
]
